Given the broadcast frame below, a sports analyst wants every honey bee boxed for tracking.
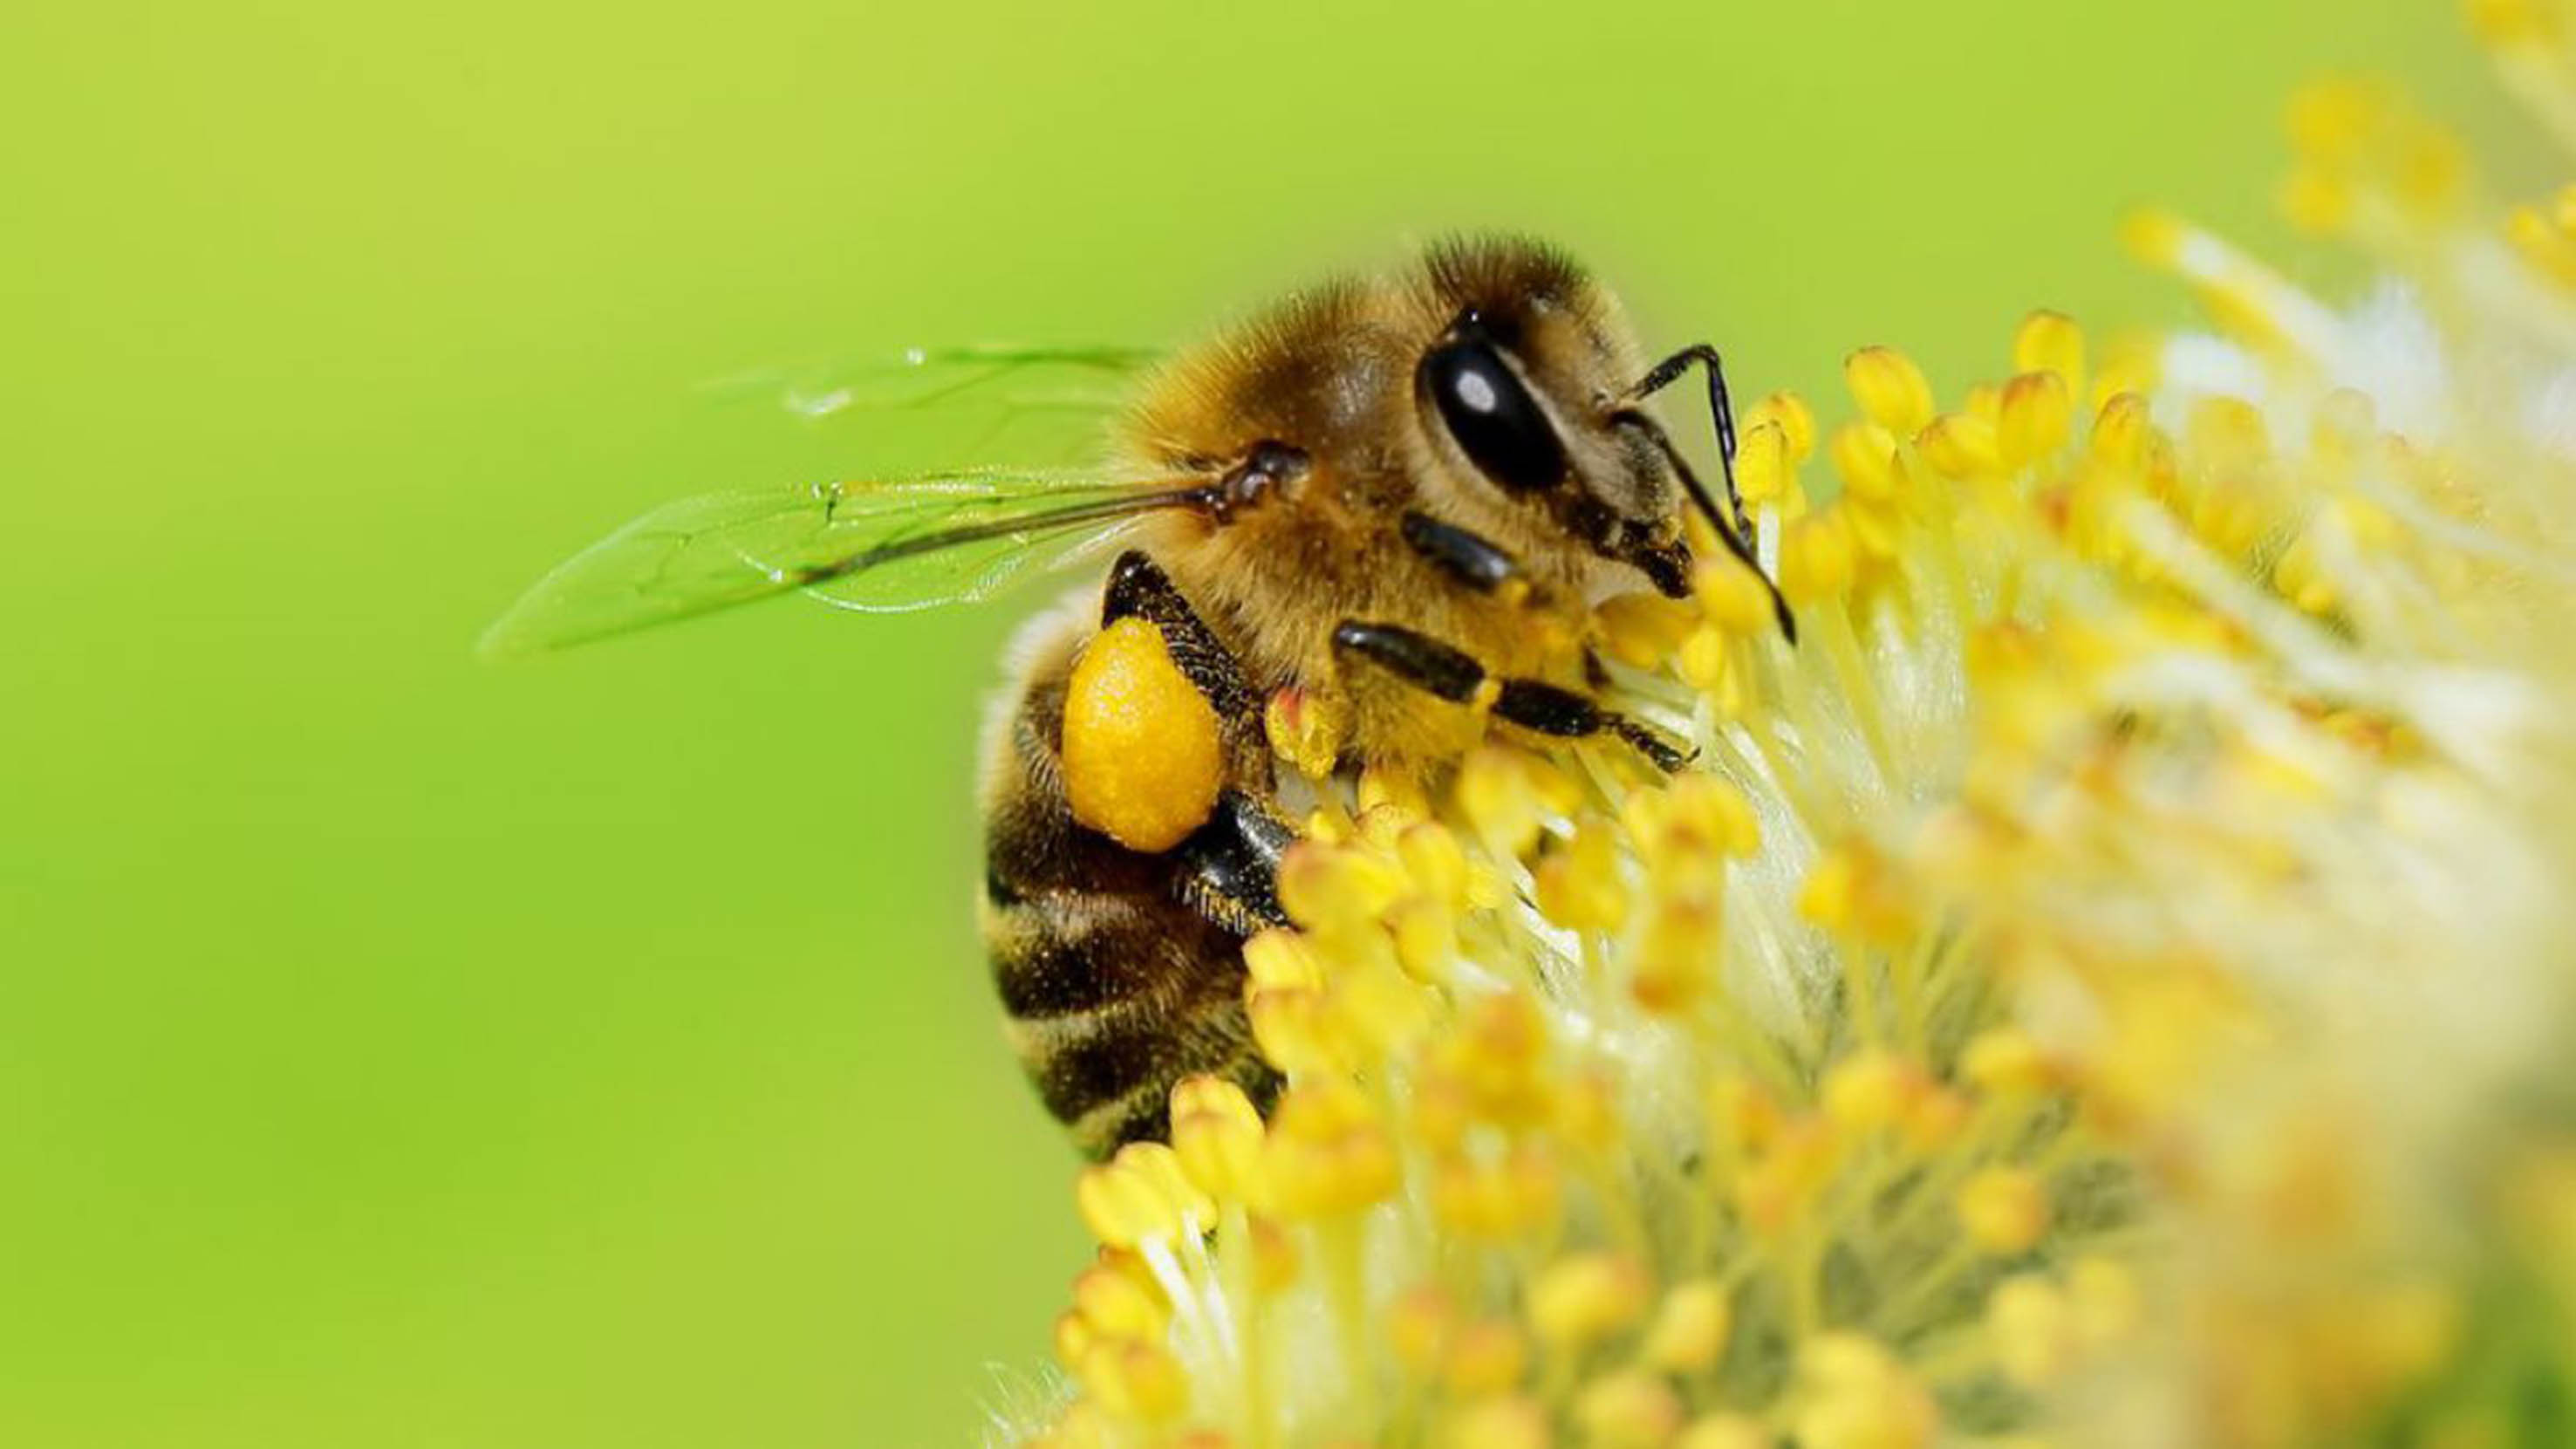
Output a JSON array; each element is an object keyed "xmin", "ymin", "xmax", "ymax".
[{"xmin": 486, "ymin": 236, "xmax": 1790, "ymax": 1158}]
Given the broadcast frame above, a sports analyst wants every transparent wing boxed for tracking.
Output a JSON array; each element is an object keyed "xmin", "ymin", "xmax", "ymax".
[
  {"xmin": 700, "ymin": 344, "xmax": 1159, "ymax": 457},
  {"xmin": 481, "ymin": 468, "xmax": 1207, "ymax": 659}
]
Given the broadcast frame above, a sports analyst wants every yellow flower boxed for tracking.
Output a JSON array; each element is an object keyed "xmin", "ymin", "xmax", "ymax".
[{"xmin": 1005, "ymin": 9, "xmax": 2576, "ymax": 1446}]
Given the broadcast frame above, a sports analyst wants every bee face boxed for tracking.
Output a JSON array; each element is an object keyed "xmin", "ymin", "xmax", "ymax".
[{"xmin": 1410, "ymin": 242, "xmax": 1691, "ymax": 596}]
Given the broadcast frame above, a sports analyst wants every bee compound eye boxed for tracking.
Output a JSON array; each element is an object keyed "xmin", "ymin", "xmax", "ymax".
[{"xmin": 1420, "ymin": 337, "xmax": 1568, "ymax": 493}]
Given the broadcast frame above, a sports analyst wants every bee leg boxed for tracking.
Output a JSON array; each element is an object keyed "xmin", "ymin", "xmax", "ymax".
[
  {"xmin": 1096, "ymin": 553, "xmax": 1300, "ymax": 930},
  {"xmin": 1173, "ymin": 790, "xmax": 1297, "ymax": 933},
  {"xmin": 1399, "ymin": 510, "xmax": 1527, "ymax": 598},
  {"xmin": 1331, "ymin": 621, "xmax": 1692, "ymax": 773},
  {"xmin": 1102, "ymin": 549, "xmax": 1257, "ymax": 720}
]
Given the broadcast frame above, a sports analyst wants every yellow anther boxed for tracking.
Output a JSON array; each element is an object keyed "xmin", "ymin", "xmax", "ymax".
[
  {"xmin": 1263, "ymin": 684, "xmax": 1347, "ymax": 780},
  {"xmin": 1440, "ymin": 990, "xmax": 1554, "ymax": 1125},
  {"xmin": 1240, "ymin": 928, "xmax": 1324, "ymax": 991},
  {"xmin": 1431, "ymin": 1144, "xmax": 1562, "ymax": 1240},
  {"xmin": 1987, "ymin": 1275, "xmax": 2071, "ymax": 1388},
  {"xmin": 1746, "ymin": 390, "xmax": 1817, "ymax": 461},
  {"xmin": 1778, "ymin": 507, "xmax": 1858, "ymax": 604},
  {"xmin": 1071, "ymin": 1260, "xmax": 1168, "ymax": 1343},
  {"xmin": 1958, "ymin": 1166, "xmax": 2051, "ymax": 1254},
  {"xmin": 1677, "ymin": 625, "xmax": 1735, "ymax": 701},
  {"xmin": 1705, "ymin": 1074, "xmax": 1783, "ymax": 1160},
  {"xmin": 1795, "ymin": 1335, "xmax": 1937, "ymax": 1449},
  {"xmin": 1822, "ymin": 1049, "xmax": 1923, "ymax": 1133},
  {"xmin": 1247, "ymin": 1214, "xmax": 1299, "ymax": 1294},
  {"xmin": 1356, "ymin": 762, "xmax": 1431, "ymax": 821},
  {"xmin": 1458, "ymin": 747, "xmax": 1547, "ymax": 858},
  {"xmin": 1390, "ymin": 1281, "xmax": 1459, "ymax": 1378},
  {"xmin": 1275, "ymin": 839, "xmax": 1406, "ymax": 933},
  {"xmin": 1693, "ymin": 550, "xmax": 1779, "ymax": 639},
  {"xmin": 1597, "ymin": 591, "xmax": 1698, "ymax": 669},
  {"xmin": 1397, "ymin": 820, "xmax": 1472, "ymax": 910},
  {"xmin": 2465, "ymin": 0, "xmax": 2558, "ymax": 44},
  {"xmin": 1247, "ymin": 984, "xmax": 1343, "ymax": 1077},
  {"xmin": 1439, "ymin": 1394, "xmax": 1548, "ymax": 1449},
  {"xmin": 1063, "ymin": 616, "xmax": 1223, "ymax": 852},
  {"xmin": 1642, "ymin": 1278, "xmax": 1732, "ymax": 1372},
  {"xmin": 2087, "ymin": 391, "xmax": 2154, "ymax": 472},
  {"xmin": 1962, "ymin": 1027, "xmax": 2054, "ymax": 1097},
  {"xmin": 1170, "ymin": 1074, "xmax": 1267, "ymax": 1203},
  {"xmin": 1262, "ymin": 1079, "xmax": 1398, "ymax": 1217},
  {"xmin": 1915, "ymin": 412, "xmax": 2002, "ymax": 481},
  {"xmin": 1079, "ymin": 1338, "xmax": 1186, "ymax": 1423},
  {"xmin": 1534, "ymin": 819, "xmax": 1630, "ymax": 933},
  {"xmin": 1734, "ymin": 419, "xmax": 1793, "ymax": 509},
  {"xmin": 1677, "ymin": 1413, "xmax": 1772, "ymax": 1449},
  {"xmin": 1443, "ymin": 1319, "xmax": 1531, "ymax": 1395},
  {"xmin": 1996, "ymin": 371, "xmax": 2074, "ymax": 471},
  {"xmin": 1903, "ymin": 1085, "xmax": 1972, "ymax": 1153},
  {"xmin": 1632, "ymin": 896, "xmax": 1720, "ymax": 1015},
  {"xmin": 1737, "ymin": 1118, "xmax": 1842, "ymax": 1234},
  {"xmin": 2012, "ymin": 311, "xmax": 2087, "ymax": 400},
  {"xmin": 2067, "ymin": 1255, "xmax": 2141, "ymax": 1344},
  {"xmin": 1829, "ymin": 420, "xmax": 1906, "ymax": 504},
  {"xmin": 1554, "ymin": 1068, "xmax": 1622, "ymax": 1156},
  {"xmin": 1076, "ymin": 1159, "xmax": 1170, "ymax": 1249},
  {"xmin": 1575, "ymin": 1369, "xmax": 1685, "ymax": 1449},
  {"xmin": 2119, "ymin": 207, "xmax": 2189, "ymax": 269},
  {"xmin": 1387, "ymin": 895, "xmax": 1459, "ymax": 982},
  {"xmin": 1528, "ymin": 1251, "xmax": 1652, "ymax": 1349},
  {"xmin": 1797, "ymin": 839, "xmax": 1912, "ymax": 944},
  {"xmin": 1845, "ymin": 346, "xmax": 1936, "ymax": 434}
]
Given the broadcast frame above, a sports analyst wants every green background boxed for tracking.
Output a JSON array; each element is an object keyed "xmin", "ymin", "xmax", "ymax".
[{"xmin": 0, "ymin": 3, "xmax": 2525, "ymax": 1445}]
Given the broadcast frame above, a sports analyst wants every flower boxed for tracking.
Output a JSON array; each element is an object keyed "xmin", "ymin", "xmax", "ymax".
[{"xmin": 998, "ymin": 8, "xmax": 2576, "ymax": 1445}]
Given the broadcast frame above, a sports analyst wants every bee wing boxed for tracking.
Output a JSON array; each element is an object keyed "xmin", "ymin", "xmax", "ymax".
[
  {"xmin": 481, "ymin": 468, "xmax": 1209, "ymax": 659},
  {"xmin": 704, "ymin": 343, "xmax": 1159, "ymax": 437}
]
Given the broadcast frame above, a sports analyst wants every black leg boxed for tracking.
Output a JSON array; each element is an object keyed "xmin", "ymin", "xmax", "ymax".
[
  {"xmin": 1172, "ymin": 790, "xmax": 1296, "ymax": 933},
  {"xmin": 1631, "ymin": 343, "xmax": 1746, "ymax": 544},
  {"xmin": 1331, "ymin": 620, "xmax": 1691, "ymax": 771},
  {"xmin": 1104, "ymin": 550, "xmax": 1256, "ymax": 718},
  {"xmin": 1400, "ymin": 510, "xmax": 1525, "ymax": 596}
]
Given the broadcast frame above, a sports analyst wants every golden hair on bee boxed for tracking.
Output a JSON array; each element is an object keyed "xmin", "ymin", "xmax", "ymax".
[{"xmin": 484, "ymin": 234, "xmax": 1787, "ymax": 1156}]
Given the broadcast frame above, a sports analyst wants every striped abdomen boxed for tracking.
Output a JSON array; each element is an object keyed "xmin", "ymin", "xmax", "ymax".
[{"xmin": 978, "ymin": 608, "xmax": 1276, "ymax": 1159}]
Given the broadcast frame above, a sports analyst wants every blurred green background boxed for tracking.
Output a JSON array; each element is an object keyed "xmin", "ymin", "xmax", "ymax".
[{"xmin": 0, "ymin": 3, "xmax": 2524, "ymax": 1445}]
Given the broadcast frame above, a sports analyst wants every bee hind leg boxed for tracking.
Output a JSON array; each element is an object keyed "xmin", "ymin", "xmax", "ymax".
[{"xmin": 1330, "ymin": 620, "xmax": 1693, "ymax": 773}]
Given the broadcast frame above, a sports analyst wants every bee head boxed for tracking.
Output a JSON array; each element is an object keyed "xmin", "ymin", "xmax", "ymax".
[{"xmin": 1411, "ymin": 237, "xmax": 1695, "ymax": 597}]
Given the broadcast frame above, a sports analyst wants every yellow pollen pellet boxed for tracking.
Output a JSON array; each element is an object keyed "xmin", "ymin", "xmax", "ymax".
[
  {"xmin": 1958, "ymin": 1166, "xmax": 2051, "ymax": 1253},
  {"xmin": 1527, "ymin": 1251, "xmax": 1651, "ymax": 1349},
  {"xmin": 1846, "ymin": 346, "xmax": 1936, "ymax": 434},
  {"xmin": 1062, "ymin": 616, "xmax": 1223, "ymax": 853}
]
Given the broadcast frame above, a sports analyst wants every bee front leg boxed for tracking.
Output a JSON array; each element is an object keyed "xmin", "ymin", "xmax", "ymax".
[{"xmin": 1330, "ymin": 620, "xmax": 1691, "ymax": 773}]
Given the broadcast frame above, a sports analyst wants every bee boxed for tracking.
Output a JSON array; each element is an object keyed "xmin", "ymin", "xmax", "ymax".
[{"xmin": 485, "ymin": 236, "xmax": 1790, "ymax": 1158}]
